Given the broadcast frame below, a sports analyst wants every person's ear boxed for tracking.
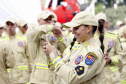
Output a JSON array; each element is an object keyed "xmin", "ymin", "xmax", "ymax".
[{"xmin": 87, "ymin": 25, "xmax": 93, "ymax": 34}]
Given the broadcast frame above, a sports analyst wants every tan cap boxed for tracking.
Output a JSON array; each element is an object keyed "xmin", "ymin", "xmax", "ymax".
[
  {"xmin": 51, "ymin": 12, "xmax": 57, "ymax": 21},
  {"xmin": 0, "ymin": 24, "xmax": 4, "ymax": 28},
  {"xmin": 6, "ymin": 17, "xmax": 16, "ymax": 24},
  {"xmin": 37, "ymin": 11, "xmax": 54, "ymax": 20},
  {"xmin": 17, "ymin": 19, "xmax": 27, "ymax": 27},
  {"xmin": 96, "ymin": 12, "xmax": 107, "ymax": 22},
  {"xmin": 63, "ymin": 11, "xmax": 98, "ymax": 28},
  {"xmin": 116, "ymin": 20, "xmax": 123, "ymax": 26},
  {"xmin": 55, "ymin": 22, "xmax": 62, "ymax": 28}
]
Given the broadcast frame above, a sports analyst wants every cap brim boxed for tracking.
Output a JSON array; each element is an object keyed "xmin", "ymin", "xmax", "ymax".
[
  {"xmin": 21, "ymin": 22, "xmax": 27, "ymax": 27},
  {"xmin": 63, "ymin": 22, "xmax": 80, "ymax": 28},
  {"xmin": 6, "ymin": 20, "xmax": 15, "ymax": 24},
  {"xmin": 43, "ymin": 14, "xmax": 54, "ymax": 19}
]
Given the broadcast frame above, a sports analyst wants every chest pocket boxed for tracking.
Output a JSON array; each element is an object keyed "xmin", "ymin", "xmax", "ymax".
[{"xmin": 17, "ymin": 48, "xmax": 27, "ymax": 61}]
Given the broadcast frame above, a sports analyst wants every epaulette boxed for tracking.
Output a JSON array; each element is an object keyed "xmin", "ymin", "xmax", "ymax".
[
  {"xmin": 16, "ymin": 35, "xmax": 27, "ymax": 41},
  {"xmin": 104, "ymin": 32, "xmax": 117, "ymax": 39}
]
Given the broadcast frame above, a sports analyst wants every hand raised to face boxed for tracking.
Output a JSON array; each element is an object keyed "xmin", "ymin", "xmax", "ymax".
[
  {"xmin": 43, "ymin": 39, "xmax": 56, "ymax": 55},
  {"xmin": 52, "ymin": 25, "xmax": 63, "ymax": 37}
]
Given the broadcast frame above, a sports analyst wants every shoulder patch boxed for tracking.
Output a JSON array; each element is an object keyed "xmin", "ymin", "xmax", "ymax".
[
  {"xmin": 51, "ymin": 36, "xmax": 56, "ymax": 42},
  {"xmin": 109, "ymin": 41, "xmax": 114, "ymax": 47},
  {"xmin": 85, "ymin": 52, "xmax": 97, "ymax": 65},
  {"xmin": 75, "ymin": 55, "xmax": 83, "ymax": 64},
  {"xmin": 75, "ymin": 66, "xmax": 84, "ymax": 75}
]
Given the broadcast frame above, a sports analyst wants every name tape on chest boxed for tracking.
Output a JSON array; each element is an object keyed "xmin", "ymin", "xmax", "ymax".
[{"xmin": 85, "ymin": 52, "xmax": 97, "ymax": 65}]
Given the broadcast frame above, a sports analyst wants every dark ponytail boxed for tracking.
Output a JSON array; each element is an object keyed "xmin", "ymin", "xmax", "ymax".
[
  {"xmin": 98, "ymin": 20, "xmax": 104, "ymax": 54},
  {"xmin": 70, "ymin": 37, "xmax": 76, "ymax": 50}
]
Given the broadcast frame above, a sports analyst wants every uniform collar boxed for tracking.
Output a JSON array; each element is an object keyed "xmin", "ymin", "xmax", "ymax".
[{"xmin": 80, "ymin": 37, "xmax": 95, "ymax": 46}]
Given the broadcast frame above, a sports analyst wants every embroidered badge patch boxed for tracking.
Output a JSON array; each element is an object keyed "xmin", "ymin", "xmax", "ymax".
[
  {"xmin": 51, "ymin": 36, "xmax": 56, "ymax": 42},
  {"xmin": 109, "ymin": 41, "xmax": 114, "ymax": 47},
  {"xmin": 85, "ymin": 52, "xmax": 97, "ymax": 65},
  {"xmin": 75, "ymin": 55, "xmax": 83, "ymax": 64},
  {"xmin": 18, "ymin": 42, "xmax": 23, "ymax": 47},
  {"xmin": 75, "ymin": 66, "xmax": 84, "ymax": 75}
]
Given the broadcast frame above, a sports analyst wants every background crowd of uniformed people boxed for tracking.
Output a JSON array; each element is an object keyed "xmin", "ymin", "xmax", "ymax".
[{"xmin": 0, "ymin": 10, "xmax": 126, "ymax": 84}]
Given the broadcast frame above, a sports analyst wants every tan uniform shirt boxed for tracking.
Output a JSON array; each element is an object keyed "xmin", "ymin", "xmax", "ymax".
[
  {"xmin": 0, "ymin": 40, "xmax": 15, "ymax": 84},
  {"xmin": 66, "ymin": 32, "xmax": 74, "ymax": 45},
  {"xmin": 94, "ymin": 32, "xmax": 124, "ymax": 84},
  {"xmin": 49, "ymin": 37, "xmax": 105, "ymax": 84},
  {"xmin": 120, "ymin": 42, "xmax": 126, "ymax": 84},
  {"xmin": 27, "ymin": 25, "xmax": 68, "ymax": 84},
  {"xmin": 3, "ymin": 35, "xmax": 33, "ymax": 83},
  {"xmin": 16, "ymin": 30, "xmax": 24, "ymax": 36}
]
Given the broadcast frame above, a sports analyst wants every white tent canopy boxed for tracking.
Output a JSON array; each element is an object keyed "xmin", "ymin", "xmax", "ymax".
[{"xmin": 0, "ymin": 0, "xmax": 42, "ymax": 24}]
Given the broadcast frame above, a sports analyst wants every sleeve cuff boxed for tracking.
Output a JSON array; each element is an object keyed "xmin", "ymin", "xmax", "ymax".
[
  {"xmin": 58, "ymin": 36, "xmax": 66, "ymax": 42},
  {"xmin": 49, "ymin": 50, "xmax": 63, "ymax": 68},
  {"xmin": 110, "ymin": 56, "xmax": 118, "ymax": 64},
  {"xmin": 49, "ymin": 50, "xmax": 59, "ymax": 60}
]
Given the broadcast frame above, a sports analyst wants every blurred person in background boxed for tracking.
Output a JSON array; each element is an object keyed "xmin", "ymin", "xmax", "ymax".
[
  {"xmin": 113, "ymin": 20, "xmax": 123, "ymax": 35},
  {"xmin": 118, "ymin": 24, "xmax": 126, "ymax": 42},
  {"xmin": 4, "ymin": 17, "xmax": 33, "ymax": 84},
  {"xmin": 118, "ymin": 26, "xmax": 126, "ymax": 84},
  {"xmin": 96, "ymin": 12, "xmax": 124, "ymax": 84},
  {"xmin": 17, "ymin": 19, "xmax": 28, "ymax": 35},
  {"xmin": 0, "ymin": 39, "xmax": 16, "ymax": 84}
]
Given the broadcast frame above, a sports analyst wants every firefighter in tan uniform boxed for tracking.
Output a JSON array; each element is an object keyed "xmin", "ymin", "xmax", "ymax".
[
  {"xmin": 17, "ymin": 19, "xmax": 28, "ymax": 35},
  {"xmin": 27, "ymin": 11, "xmax": 68, "ymax": 84},
  {"xmin": 0, "ymin": 40, "xmax": 16, "ymax": 84},
  {"xmin": 4, "ymin": 17, "xmax": 33, "ymax": 84},
  {"xmin": 118, "ymin": 25, "xmax": 126, "ymax": 42},
  {"xmin": 113, "ymin": 20, "xmax": 123, "ymax": 35},
  {"xmin": 118, "ymin": 27, "xmax": 126, "ymax": 84},
  {"xmin": 43, "ymin": 11, "xmax": 106, "ymax": 84},
  {"xmin": 95, "ymin": 13, "xmax": 124, "ymax": 84}
]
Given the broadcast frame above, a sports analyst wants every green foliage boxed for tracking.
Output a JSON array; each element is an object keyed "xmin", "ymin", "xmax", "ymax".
[
  {"xmin": 95, "ymin": 2, "xmax": 104, "ymax": 14},
  {"xmin": 106, "ymin": 6, "xmax": 126, "ymax": 29},
  {"xmin": 97, "ymin": 0, "xmax": 115, "ymax": 8}
]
